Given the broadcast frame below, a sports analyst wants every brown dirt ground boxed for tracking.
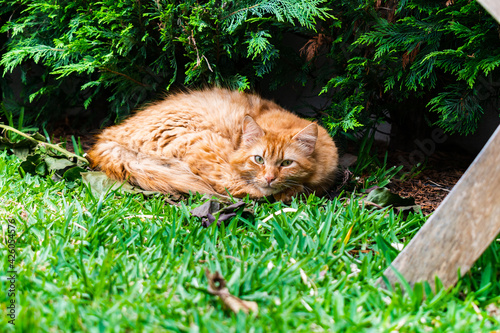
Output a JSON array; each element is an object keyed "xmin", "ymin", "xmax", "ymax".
[{"xmin": 386, "ymin": 150, "xmax": 472, "ymax": 215}]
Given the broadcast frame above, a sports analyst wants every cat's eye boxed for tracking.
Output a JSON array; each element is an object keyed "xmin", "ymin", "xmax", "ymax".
[
  {"xmin": 281, "ymin": 160, "xmax": 293, "ymax": 167},
  {"xmin": 254, "ymin": 155, "xmax": 265, "ymax": 164}
]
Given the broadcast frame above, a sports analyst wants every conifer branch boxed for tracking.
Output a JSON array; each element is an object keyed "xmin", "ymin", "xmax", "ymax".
[
  {"xmin": 222, "ymin": 4, "xmax": 260, "ymax": 21},
  {"xmin": 100, "ymin": 68, "xmax": 150, "ymax": 87}
]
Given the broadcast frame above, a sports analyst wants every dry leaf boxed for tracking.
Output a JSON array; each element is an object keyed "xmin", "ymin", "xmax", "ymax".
[
  {"xmin": 205, "ymin": 270, "xmax": 258, "ymax": 315},
  {"xmin": 299, "ymin": 33, "xmax": 333, "ymax": 61},
  {"xmin": 486, "ymin": 303, "xmax": 499, "ymax": 317},
  {"xmin": 191, "ymin": 200, "xmax": 250, "ymax": 227}
]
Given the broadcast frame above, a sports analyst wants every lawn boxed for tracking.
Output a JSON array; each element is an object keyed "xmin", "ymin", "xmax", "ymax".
[{"xmin": 1, "ymin": 150, "xmax": 499, "ymax": 332}]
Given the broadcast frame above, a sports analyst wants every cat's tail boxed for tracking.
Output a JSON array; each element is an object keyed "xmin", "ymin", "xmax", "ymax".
[{"xmin": 87, "ymin": 141, "xmax": 220, "ymax": 196}]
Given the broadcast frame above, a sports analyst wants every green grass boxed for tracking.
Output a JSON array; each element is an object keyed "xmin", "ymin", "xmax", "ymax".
[{"xmin": 1, "ymin": 151, "xmax": 499, "ymax": 332}]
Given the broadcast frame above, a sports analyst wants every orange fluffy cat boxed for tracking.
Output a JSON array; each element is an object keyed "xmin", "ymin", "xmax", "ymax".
[{"xmin": 88, "ymin": 88, "xmax": 338, "ymax": 201}]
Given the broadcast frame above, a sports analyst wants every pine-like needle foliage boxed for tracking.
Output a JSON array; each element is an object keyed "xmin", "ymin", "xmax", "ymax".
[
  {"xmin": 0, "ymin": 0, "xmax": 331, "ymax": 126},
  {"xmin": 2, "ymin": 0, "xmax": 499, "ymax": 136},
  {"xmin": 316, "ymin": 0, "xmax": 500, "ymax": 135}
]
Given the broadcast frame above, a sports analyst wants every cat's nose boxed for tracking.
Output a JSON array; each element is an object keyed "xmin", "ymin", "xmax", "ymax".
[{"xmin": 265, "ymin": 174, "xmax": 276, "ymax": 185}]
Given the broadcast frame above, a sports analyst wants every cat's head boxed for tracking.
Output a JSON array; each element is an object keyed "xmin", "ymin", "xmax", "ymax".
[{"xmin": 230, "ymin": 115, "xmax": 318, "ymax": 196}]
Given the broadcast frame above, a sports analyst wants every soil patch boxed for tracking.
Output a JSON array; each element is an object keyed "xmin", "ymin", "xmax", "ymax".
[{"xmin": 387, "ymin": 150, "xmax": 473, "ymax": 215}]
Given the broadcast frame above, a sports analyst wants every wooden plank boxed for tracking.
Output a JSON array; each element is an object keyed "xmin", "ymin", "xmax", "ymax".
[
  {"xmin": 478, "ymin": 0, "xmax": 500, "ymax": 23},
  {"xmin": 381, "ymin": 125, "xmax": 500, "ymax": 291}
]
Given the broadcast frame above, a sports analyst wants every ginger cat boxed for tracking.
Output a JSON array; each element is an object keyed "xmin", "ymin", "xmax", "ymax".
[{"xmin": 88, "ymin": 88, "xmax": 338, "ymax": 201}]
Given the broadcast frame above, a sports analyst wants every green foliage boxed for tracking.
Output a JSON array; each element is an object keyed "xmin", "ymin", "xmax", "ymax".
[
  {"xmin": 0, "ymin": 0, "xmax": 331, "ymax": 126},
  {"xmin": 318, "ymin": 0, "xmax": 500, "ymax": 135},
  {"xmin": 427, "ymin": 84, "xmax": 484, "ymax": 135},
  {"xmin": 0, "ymin": 123, "xmax": 88, "ymax": 182},
  {"xmin": 345, "ymin": 129, "xmax": 405, "ymax": 190},
  {"xmin": 2, "ymin": 0, "xmax": 499, "ymax": 136}
]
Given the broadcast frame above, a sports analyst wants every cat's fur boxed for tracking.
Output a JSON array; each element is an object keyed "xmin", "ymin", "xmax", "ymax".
[{"xmin": 88, "ymin": 88, "xmax": 338, "ymax": 200}]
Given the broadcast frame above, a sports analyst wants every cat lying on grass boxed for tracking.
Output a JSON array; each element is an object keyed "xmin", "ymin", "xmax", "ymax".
[{"xmin": 88, "ymin": 88, "xmax": 338, "ymax": 201}]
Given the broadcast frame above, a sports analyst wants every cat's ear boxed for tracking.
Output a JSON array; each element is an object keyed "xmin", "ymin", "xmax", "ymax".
[
  {"xmin": 242, "ymin": 116, "xmax": 264, "ymax": 146},
  {"xmin": 292, "ymin": 123, "xmax": 318, "ymax": 155}
]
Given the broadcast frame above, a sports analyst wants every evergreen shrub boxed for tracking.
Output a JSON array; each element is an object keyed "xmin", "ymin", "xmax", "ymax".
[
  {"xmin": 0, "ymin": 0, "xmax": 330, "ymax": 126},
  {"xmin": 1, "ymin": 0, "xmax": 499, "ymax": 136},
  {"xmin": 318, "ymin": 0, "xmax": 500, "ymax": 135}
]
